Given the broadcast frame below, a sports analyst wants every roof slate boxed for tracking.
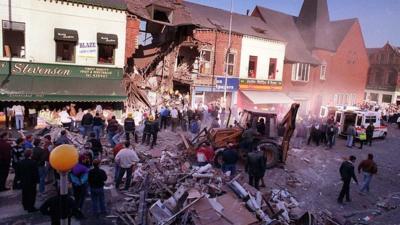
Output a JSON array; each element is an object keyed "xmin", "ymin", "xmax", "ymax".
[
  {"xmin": 182, "ymin": 1, "xmax": 285, "ymax": 42},
  {"xmin": 254, "ymin": 6, "xmax": 320, "ymax": 64},
  {"xmin": 64, "ymin": 0, "xmax": 127, "ymax": 10}
]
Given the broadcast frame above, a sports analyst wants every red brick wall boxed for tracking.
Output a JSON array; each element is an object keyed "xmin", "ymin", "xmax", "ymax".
[
  {"xmin": 125, "ymin": 15, "xmax": 140, "ymax": 62},
  {"xmin": 193, "ymin": 30, "xmax": 242, "ymax": 77},
  {"xmin": 283, "ymin": 20, "xmax": 369, "ymax": 113}
]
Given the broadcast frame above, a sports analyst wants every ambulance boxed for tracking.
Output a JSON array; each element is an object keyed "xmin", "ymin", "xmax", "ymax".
[{"xmin": 334, "ymin": 109, "xmax": 387, "ymax": 139}]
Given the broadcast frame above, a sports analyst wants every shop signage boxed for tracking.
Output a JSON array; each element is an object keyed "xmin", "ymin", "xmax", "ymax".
[
  {"xmin": 78, "ymin": 41, "xmax": 97, "ymax": 58},
  {"xmin": 0, "ymin": 60, "xmax": 123, "ymax": 79},
  {"xmin": 239, "ymin": 78, "xmax": 282, "ymax": 91},
  {"xmin": 215, "ymin": 76, "xmax": 239, "ymax": 91}
]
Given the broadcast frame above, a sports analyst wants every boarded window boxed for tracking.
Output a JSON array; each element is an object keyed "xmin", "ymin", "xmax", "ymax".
[
  {"xmin": 248, "ymin": 56, "xmax": 257, "ymax": 78},
  {"xmin": 268, "ymin": 58, "xmax": 277, "ymax": 79}
]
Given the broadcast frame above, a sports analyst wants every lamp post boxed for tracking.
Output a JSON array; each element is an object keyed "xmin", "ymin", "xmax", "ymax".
[
  {"xmin": 223, "ymin": 0, "xmax": 233, "ymax": 108},
  {"xmin": 49, "ymin": 144, "xmax": 79, "ymax": 225}
]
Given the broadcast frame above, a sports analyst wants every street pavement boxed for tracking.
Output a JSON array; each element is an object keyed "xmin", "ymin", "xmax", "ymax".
[{"xmin": 0, "ymin": 125, "xmax": 399, "ymax": 224}]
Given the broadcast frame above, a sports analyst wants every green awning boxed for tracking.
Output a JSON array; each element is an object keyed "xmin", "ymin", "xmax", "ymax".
[{"xmin": 0, "ymin": 75, "xmax": 126, "ymax": 102}]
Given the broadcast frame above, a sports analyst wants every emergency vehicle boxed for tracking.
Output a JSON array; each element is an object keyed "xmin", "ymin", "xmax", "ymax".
[{"xmin": 334, "ymin": 109, "xmax": 387, "ymax": 139}]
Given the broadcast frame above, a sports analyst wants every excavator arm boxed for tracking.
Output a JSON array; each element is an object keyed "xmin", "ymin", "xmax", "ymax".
[{"xmin": 280, "ymin": 103, "xmax": 300, "ymax": 163}]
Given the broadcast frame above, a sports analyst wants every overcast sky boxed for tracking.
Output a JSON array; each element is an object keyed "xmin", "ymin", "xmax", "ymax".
[{"xmin": 187, "ymin": 0, "xmax": 400, "ymax": 48}]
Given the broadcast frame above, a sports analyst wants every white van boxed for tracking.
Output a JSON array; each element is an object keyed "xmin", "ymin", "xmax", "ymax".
[{"xmin": 334, "ymin": 109, "xmax": 387, "ymax": 139}]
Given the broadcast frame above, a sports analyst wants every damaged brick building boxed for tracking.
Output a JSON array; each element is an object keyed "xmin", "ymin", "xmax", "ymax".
[{"xmin": 123, "ymin": 0, "xmax": 369, "ymax": 115}]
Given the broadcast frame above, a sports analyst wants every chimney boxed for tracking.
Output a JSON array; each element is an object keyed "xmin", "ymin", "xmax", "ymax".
[{"xmin": 246, "ymin": 9, "xmax": 250, "ymax": 16}]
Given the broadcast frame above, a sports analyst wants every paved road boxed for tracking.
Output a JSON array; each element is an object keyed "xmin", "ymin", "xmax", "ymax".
[{"xmin": 264, "ymin": 124, "xmax": 400, "ymax": 225}]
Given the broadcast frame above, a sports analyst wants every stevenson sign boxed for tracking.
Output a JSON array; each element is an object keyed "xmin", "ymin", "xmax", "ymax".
[{"xmin": 0, "ymin": 60, "xmax": 123, "ymax": 79}]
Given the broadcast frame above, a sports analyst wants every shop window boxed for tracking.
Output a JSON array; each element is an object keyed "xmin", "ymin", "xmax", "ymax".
[
  {"xmin": 382, "ymin": 94, "xmax": 392, "ymax": 103},
  {"xmin": 291, "ymin": 63, "xmax": 310, "ymax": 82},
  {"xmin": 56, "ymin": 41, "xmax": 75, "ymax": 62},
  {"xmin": 320, "ymin": 63, "xmax": 327, "ymax": 80},
  {"xmin": 2, "ymin": 20, "xmax": 25, "ymax": 58},
  {"xmin": 225, "ymin": 53, "xmax": 235, "ymax": 76},
  {"xmin": 268, "ymin": 58, "xmax": 277, "ymax": 80},
  {"xmin": 98, "ymin": 44, "xmax": 115, "ymax": 64},
  {"xmin": 199, "ymin": 50, "xmax": 211, "ymax": 74},
  {"xmin": 369, "ymin": 93, "xmax": 379, "ymax": 102},
  {"xmin": 248, "ymin": 56, "xmax": 257, "ymax": 78}
]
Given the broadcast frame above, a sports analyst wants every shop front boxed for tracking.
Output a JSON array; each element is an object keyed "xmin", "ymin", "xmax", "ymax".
[
  {"xmin": 192, "ymin": 76, "xmax": 239, "ymax": 109},
  {"xmin": 0, "ymin": 60, "xmax": 126, "ymax": 128},
  {"xmin": 237, "ymin": 79, "xmax": 292, "ymax": 116}
]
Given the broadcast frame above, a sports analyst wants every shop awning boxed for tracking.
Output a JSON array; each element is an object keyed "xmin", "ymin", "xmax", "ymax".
[
  {"xmin": 54, "ymin": 28, "xmax": 78, "ymax": 42},
  {"xmin": 241, "ymin": 90, "xmax": 293, "ymax": 104},
  {"xmin": 0, "ymin": 75, "xmax": 126, "ymax": 102},
  {"xmin": 97, "ymin": 33, "xmax": 118, "ymax": 46}
]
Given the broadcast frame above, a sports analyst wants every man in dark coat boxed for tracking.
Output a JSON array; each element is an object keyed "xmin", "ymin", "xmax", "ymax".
[
  {"xmin": 81, "ymin": 110, "xmax": 94, "ymax": 138},
  {"xmin": 40, "ymin": 193, "xmax": 83, "ymax": 225},
  {"xmin": 0, "ymin": 132, "xmax": 12, "ymax": 191},
  {"xmin": 124, "ymin": 113, "xmax": 136, "ymax": 143},
  {"xmin": 246, "ymin": 149, "xmax": 266, "ymax": 190},
  {"xmin": 338, "ymin": 155, "xmax": 358, "ymax": 204},
  {"xmin": 32, "ymin": 138, "xmax": 49, "ymax": 195},
  {"xmin": 141, "ymin": 117, "xmax": 153, "ymax": 146},
  {"xmin": 222, "ymin": 143, "xmax": 239, "ymax": 176},
  {"xmin": 150, "ymin": 116, "xmax": 159, "ymax": 149},
  {"xmin": 366, "ymin": 123, "xmax": 374, "ymax": 147},
  {"xmin": 17, "ymin": 149, "xmax": 39, "ymax": 212}
]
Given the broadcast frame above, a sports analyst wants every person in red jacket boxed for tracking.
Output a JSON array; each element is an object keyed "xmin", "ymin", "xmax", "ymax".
[
  {"xmin": 196, "ymin": 142, "xmax": 214, "ymax": 166},
  {"xmin": 0, "ymin": 132, "xmax": 12, "ymax": 191}
]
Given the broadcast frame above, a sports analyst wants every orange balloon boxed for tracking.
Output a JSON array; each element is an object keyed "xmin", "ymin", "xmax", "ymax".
[{"xmin": 49, "ymin": 144, "xmax": 79, "ymax": 172}]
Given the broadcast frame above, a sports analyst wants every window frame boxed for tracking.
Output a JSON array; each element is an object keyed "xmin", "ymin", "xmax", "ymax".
[
  {"xmin": 225, "ymin": 52, "xmax": 235, "ymax": 76},
  {"xmin": 268, "ymin": 58, "xmax": 277, "ymax": 80},
  {"xmin": 97, "ymin": 43, "xmax": 115, "ymax": 65},
  {"xmin": 55, "ymin": 41, "xmax": 76, "ymax": 63},
  {"xmin": 291, "ymin": 63, "xmax": 310, "ymax": 82},
  {"xmin": 248, "ymin": 55, "xmax": 258, "ymax": 78},
  {"xmin": 199, "ymin": 49, "xmax": 212, "ymax": 75},
  {"xmin": 2, "ymin": 20, "xmax": 26, "ymax": 58},
  {"xmin": 320, "ymin": 63, "xmax": 327, "ymax": 80}
]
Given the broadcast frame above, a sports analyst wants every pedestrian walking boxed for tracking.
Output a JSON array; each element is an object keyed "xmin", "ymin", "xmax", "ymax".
[
  {"xmin": 221, "ymin": 143, "xmax": 239, "ymax": 176},
  {"xmin": 326, "ymin": 123, "xmax": 335, "ymax": 149},
  {"xmin": 358, "ymin": 154, "xmax": 377, "ymax": 194},
  {"xmin": 69, "ymin": 159, "xmax": 89, "ymax": 210},
  {"xmin": 88, "ymin": 159, "xmax": 107, "ymax": 215},
  {"xmin": 115, "ymin": 142, "xmax": 140, "ymax": 190},
  {"xmin": 0, "ymin": 132, "xmax": 12, "ymax": 191},
  {"xmin": 366, "ymin": 123, "xmax": 374, "ymax": 146},
  {"xmin": 92, "ymin": 113, "xmax": 104, "ymax": 140},
  {"xmin": 346, "ymin": 124, "xmax": 356, "ymax": 148},
  {"xmin": 40, "ymin": 192, "xmax": 84, "ymax": 225},
  {"xmin": 17, "ymin": 150, "xmax": 39, "ymax": 212},
  {"xmin": 246, "ymin": 148, "xmax": 266, "ymax": 190},
  {"xmin": 81, "ymin": 110, "xmax": 94, "ymax": 138},
  {"xmin": 124, "ymin": 113, "xmax": 136, "ymax": 143},
  {"xmin": 32, "ymin": 138, "xmax": 49, "ymax": 196},
  {"xmin": 337, "ymin": 155, "xmax": 358, "ymax": 204},
  {"xmin": 106, "ymin": 116, "xmax": 119, "ymax": 148}
]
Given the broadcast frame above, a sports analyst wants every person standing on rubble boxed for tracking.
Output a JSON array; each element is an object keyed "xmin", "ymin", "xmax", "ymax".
[
  {"xmin": 246, "ymin": 148, "xmax": 266, "ymax": 190},
  {"xmin": 17, "ymin": 149, "xmax": 39, "ymax": 212},
  {"xmin": 32, "ymin": 138, "xmax": 48, "ymax": 197},
  {"xmin": 337, "ymin": 155, "xmax": 358, "ymax": 204},
  {"xmin": 124, "ymin": 113, "xmax": 136, "ymax": 143},
  {"xmin": 221, "ymin": 143, "xmax": 239, "ymax": 176},
  {"xmin": 160, "ymin": 106, "xmax": 170, "ymax": 130},
  {"xmin": 115, "ymin": 141, "xmax": 140, "ymax": 190},
  {"xmin": 106, "ymin": 116, "xmax": 119, "ymax": 148},
  {"xmin": 150, "ymin": 115, "xmax": 159, "ymax": 149},
  {"xmin": 54, "ymin": 130, "xmax": 72, "ymax": 146},
  {"xmin": 92, "ymin": 113, "xmax": 104, "ymax": 140},
  {"xmin": 69, "ymin": 157, "xmax": 89, "ymax": 210},
  {"xmin": 81, "ymin": 110, "xmax": 94, "ymax": 138},
  {"xmin": 171, "ymin": 107, "xmax": 179, "ymax": 132},
  {"xmin": 88, "ymin": 159, "xmax": 108, "ymax": 215},
  {"xmin": 141, "ymin": 116, "xmax": 153, "ymax": 146},
  {"xmin": 87, "ymin": 132, "xmax": 103, "ymax": 159},
  {"xmin": 358, "ymin": 154, "xmax": 377, "ymax": 194}
]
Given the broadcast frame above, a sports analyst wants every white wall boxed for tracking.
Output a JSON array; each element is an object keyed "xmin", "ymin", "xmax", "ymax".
[
  {"xmin": 239, "ymin": 35, "xmax": 286, "ymax": 81},
  {"xmin": 0, "ymin": 0, "xmax": 126, "ymax": 67}
]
